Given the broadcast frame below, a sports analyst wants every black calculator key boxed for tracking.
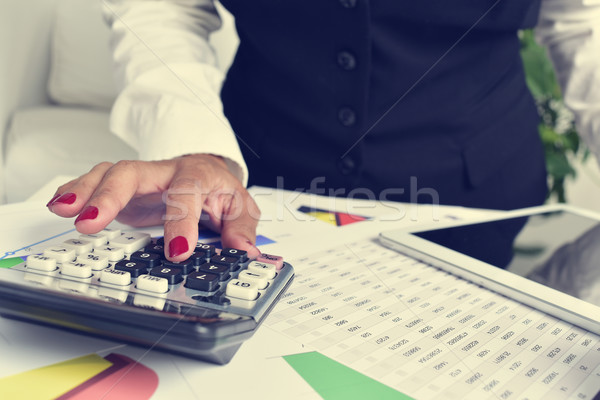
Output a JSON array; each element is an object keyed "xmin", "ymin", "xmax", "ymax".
[
  {"xmin": 189, "ymin": 251, "xmax": 208, "ymax": 266},
  {"xmin": 162, "ymin": 259, "xmax": 195, "ymax": 275},
  {"xmin": 210, "ymin": 255, "xmax": 239, "ymax": 270},
  {"xmin": 198, "ymin": 262, "xmax": 229, "ymax": 280},
  {"xmin": 150, "ymin": 266, "xmax": 184, "ymax": 285},
  {"xmin": 185, "ymin": 271, "xmax": 219, "ymax": 292},
  {"xmin": 220, "ymin": 248, "xmax": 248, "ymax": 262},
  {"xmin": 144, "ymin": 244, "xmax": 165, "ymax": 256},
  {"xmin": 155, "ymin": 237, "xmax": 165, "ymax": 246},
  {"xmin": 130, "ymin": 251, "xmax": 162, "ymax": 268},
  {"xmin": 114, "ymin": 260, "xmax": 149, "ymax": 277},
  {"xmin": 195, "ymin": 243, "xmax": 216, "ymax": 257}
]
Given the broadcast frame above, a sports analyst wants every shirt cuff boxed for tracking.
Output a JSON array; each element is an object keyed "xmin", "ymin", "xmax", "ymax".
[{"xmin": 109, "ymin": 62, "xmax": 248, "ymax": 186}]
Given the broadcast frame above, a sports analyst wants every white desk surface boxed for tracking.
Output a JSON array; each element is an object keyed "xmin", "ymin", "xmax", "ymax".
[{"xmin": 1, "ymin": 177, "xmax": 525, "ymax": 399}]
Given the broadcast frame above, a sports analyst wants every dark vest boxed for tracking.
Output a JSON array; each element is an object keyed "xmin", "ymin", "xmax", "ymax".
[{"xmin": 219, "ymin": 0, "xmax": 547, "ymax": 210}]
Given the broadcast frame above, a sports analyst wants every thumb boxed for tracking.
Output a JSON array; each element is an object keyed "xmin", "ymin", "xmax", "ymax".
[{"xmin": 219, "ymin": 190, "xmax": 261, "ymax": 259}]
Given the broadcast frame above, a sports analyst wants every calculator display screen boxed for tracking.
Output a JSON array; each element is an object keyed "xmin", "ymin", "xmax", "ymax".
[{"xmin": 415, "ymin": 210, "xmax": 600, "ymax": 307}]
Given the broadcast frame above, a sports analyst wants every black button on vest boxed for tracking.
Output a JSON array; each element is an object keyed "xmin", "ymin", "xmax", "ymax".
[
  {"xmin": 338, "ymin": 107, "xmax": 357, "ymax": 127},
  {"xmin": 337, "ymin": 156, "xmax": 356, "ymax": 176},
  {"xmin": 339, "ymin": 0, "xmax": 357, "ymax": 8},
  {"xmin": 337, "ymin": 51, "xmax": 357, "ymax": 71}
]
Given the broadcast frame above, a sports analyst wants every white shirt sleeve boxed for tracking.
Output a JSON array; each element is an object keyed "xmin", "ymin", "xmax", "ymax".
[
  {"xmin": 102, "ymin": 0, "xmax": 248, "ymax": 185},
  {"xmin": 536, "ymin": 0, "xmax": 600, "ymax": 156}
]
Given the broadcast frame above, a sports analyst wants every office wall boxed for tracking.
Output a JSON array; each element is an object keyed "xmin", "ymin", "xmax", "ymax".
[
  {"xmin": 0, "ymin": 0, "xmax": 58, "ymax": 202},
  {"xmin": 565, "ymin": 157, "xmax": 600, "ymax": 212}
]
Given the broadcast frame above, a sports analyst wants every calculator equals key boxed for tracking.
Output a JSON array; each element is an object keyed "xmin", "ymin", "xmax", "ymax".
[{"xmin": 0, "ymin": 229, "xmax": 294, "ymax": 365}]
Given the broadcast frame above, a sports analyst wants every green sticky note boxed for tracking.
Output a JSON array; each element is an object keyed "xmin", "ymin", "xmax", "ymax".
[
  {"xmin": 0, "ymin": 257, "xmax": 24, "ymax": 269},
  {"xmin": 283, "ymin": 352, "xmax": 413, "ymax": 400}
]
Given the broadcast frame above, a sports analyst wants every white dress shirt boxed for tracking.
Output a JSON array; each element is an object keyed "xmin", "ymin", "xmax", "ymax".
[{"xmin": 102, "ymin": 0, "xmax": 600, "ymax": 187}]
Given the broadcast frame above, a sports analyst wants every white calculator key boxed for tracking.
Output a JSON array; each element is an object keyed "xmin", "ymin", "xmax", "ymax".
[
  {"xmin": 98, "ymin": 287, "xmax": 128, "ymax": 303},
  {"xmin": 109, "ymin": 232, "xmax": 151, "ymax": 254},
  {"xmin": 133, "ymin": 293, "xmax": 167, "ymax": 310},
  {"xmin": 79, "ymin": 252, "xmax": 109, "ymax": 271},
  {"xmin": 43, "ymin": 246, "xmax": 76, "ymax": 263},
  {"xmin": 238, "ymin": 270, "xmax": 269, "ymax": 290},
  {"xmin": 226, "ymin": 279, "xmax": 259, "ymax": 300},
  {"xmin": 100, "ymin": 228, "xmax": 121, "ymax": 240},
  {"xmin": 136, "ymin": 275, "xmax": 168, "ymax": 293},
  {"xmin": 61, "ymin": 261, "xmax": 93, "ymax": 278},
  {"xmin": 26, "ymin": 255, "xmax": 57, "ymax": 271},
  {"xmin": 94, "ymin": 246, "xmax": 125, "ymax": 262},
  {"xmin": 100, "ymin": 269, "xmax": 131, "ymax": 286},
  {"xmin": 247, "ymin": 261, "xmax": 276, "ymax": 279},
  {"xmin": 59, "ymin": 278, "xmax": 90, "ymax": 294},
  {"xmin": 79, "ymin": 233, "xmax": 108, "ymax": 247},
  {"xmin": 24, "ymin": 272, "xmax": 55, "ymax": 287},
  {"xmin": 62, "ymin": 239, "xmax": 94, "ymax": 255}
]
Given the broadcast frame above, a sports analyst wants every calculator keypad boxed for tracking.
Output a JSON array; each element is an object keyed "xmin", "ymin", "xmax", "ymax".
[{"xmin": 21, "ymin": 232, "xmax": 289, "ymax": 315}]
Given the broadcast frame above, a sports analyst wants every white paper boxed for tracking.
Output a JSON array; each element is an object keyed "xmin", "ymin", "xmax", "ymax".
[{"xmin": 263, "ymin": 232, "xmax": 600, "ymax": 400}]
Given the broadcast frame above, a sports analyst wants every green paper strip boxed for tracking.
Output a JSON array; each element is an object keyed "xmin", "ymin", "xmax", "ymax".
[
  {"xmin": 283, "ymin": 352, "xmax": 413, "ymax": 400},
  {"xmin": 0, "ymin": 257, "xmax": 24, "ymax": 269}
]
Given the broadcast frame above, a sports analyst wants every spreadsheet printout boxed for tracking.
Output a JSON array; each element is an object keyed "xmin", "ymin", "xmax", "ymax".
[{"xmin": 265, "ymin": 238, "xmax": 600, "ymax": 400}]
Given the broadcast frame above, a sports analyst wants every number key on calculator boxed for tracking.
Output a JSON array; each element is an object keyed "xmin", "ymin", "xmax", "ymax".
[{"xmin": 0, "ymin": 229, "xmax": 294, "ymax": 364}]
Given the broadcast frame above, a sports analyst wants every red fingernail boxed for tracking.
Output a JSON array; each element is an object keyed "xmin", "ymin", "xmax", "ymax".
[
  {"xmin": 169, "ymin": 236, "xmax": 189, "ymax": 258},
  {"xmin": 46, "ymin": 194, "xmax": 61, "ymax": 207},
  {"xmin": 54, "ymin": 192, "xmax": 77, "ymax": 205},
  {"xmin": 75, "ymin": 206, "xmax": 99, "ymax": 223}
]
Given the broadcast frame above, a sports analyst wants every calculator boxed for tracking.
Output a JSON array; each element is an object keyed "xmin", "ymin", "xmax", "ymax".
[{"xmin": 0, "ymin": 229, "xmax": 294, "ymax": 364}]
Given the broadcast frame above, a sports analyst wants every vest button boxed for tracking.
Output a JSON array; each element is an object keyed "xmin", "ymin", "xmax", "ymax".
[
  {"xmin": 338, "ymin": 107, "xmax": 356, "ymax": 127},
  {"xmin": 337, "ymin": 156, "xmax": 356, "ymax": 175},
  {"xmin": 339, "ymin": 0, "xmax": 357, "ymax": 8},
  {"xmin": 337, "ymin": 51, "xmax": 356, "ymax": 71}
]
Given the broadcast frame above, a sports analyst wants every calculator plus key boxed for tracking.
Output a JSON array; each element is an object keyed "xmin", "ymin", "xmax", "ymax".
[
  {"xmin": 99, "ymin": 228, "xmax": 121, "ymax": 240},
  {"xmin": 62, "ymin": 239, "xmax": 94, "ymax": 255},
  {"xmin": 79, "ymin": 233, "xmax": 108, "ymax": 247},
  {"xmin": 109, "ymin": 232, "xmax": 151, "ymax": 254}
]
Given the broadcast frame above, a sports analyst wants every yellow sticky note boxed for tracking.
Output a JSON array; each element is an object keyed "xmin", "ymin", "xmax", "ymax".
[{"xmin": 0, "ymin": 354, "xmax": 112, "ymax": 400}]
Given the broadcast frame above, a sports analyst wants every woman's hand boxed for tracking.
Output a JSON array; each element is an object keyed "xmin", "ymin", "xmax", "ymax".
[{"xmin": 47, "ymin": 154, "xmax": 260, "ymax": 262}]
